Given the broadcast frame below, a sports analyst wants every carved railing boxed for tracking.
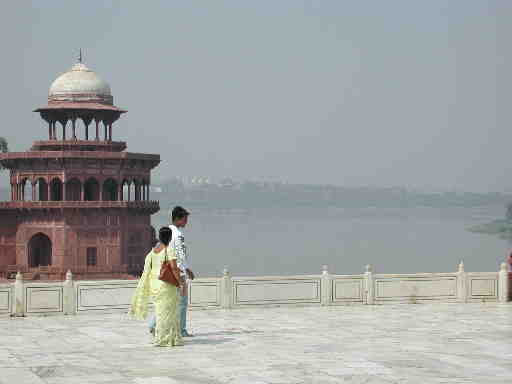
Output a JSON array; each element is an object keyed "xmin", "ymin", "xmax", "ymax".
[{"xmin": 0, "ymin": 201, "xmax": 159, "ymax": 211}]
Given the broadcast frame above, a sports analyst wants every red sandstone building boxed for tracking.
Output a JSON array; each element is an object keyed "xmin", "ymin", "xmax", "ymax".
[{"xmin": 0, "ymin": 59, "xmax": 160, "ymax": 280}]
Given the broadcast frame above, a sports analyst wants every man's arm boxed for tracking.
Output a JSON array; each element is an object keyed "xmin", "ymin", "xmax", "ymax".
[{"xmin": 173, "ymin": 233, "xmax": 189, "ymax": 272}]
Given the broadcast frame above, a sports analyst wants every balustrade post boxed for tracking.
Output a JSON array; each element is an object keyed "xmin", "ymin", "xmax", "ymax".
[
  {"xmin": 320, "ymin": 265, "xmax": 331, "ymax": 306},
  {"xmin": 365, "ymin": 264, "xmax": 375, "ymax": 305},
  {"xmin": 457, "ymin": 261, "xmax": 467, "ymax": 303},
  {"xmin": 14, "ymin": 272, "xmax": 24, "ymax": 317},
  {"xmin": 63, "ymin": 270, "xmax": 76, "ymax": 315},
  {"xmin": 221, "ymin": 267, "xmax": 232, "ymax": 309},
  {"xmin": 498, "ymin": 262, "xmax": 510, "ymax": 303}
]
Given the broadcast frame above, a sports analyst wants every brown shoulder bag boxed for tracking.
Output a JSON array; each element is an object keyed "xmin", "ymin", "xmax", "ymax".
[{"xmin": 158, "ymin": 247, "xmax": 180, "ymax": 287}]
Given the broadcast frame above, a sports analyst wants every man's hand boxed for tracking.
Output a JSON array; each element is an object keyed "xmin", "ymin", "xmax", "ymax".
[{"xmin": 186, "ymin": 269, "xmax": 195, "ymax": 280}]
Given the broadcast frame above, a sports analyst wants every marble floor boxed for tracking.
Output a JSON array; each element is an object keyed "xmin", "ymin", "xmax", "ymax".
[{"xmin": 0, "ymin": 303, "xmax": 511, "ymax": 384}]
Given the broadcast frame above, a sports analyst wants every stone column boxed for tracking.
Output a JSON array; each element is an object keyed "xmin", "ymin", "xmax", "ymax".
[
  {"xmin": 85, "ymin": 124, "xmax": 89, "ymax": 141},
  {"xmin": 498, "ymin": 262, "xmax": 510, "ymax": 303},
  {"xmin": 320, "ymin": 265, "xmax": 331, "ymax": 306},
  {"xmin": 62, "ymin": 121, "xmax": 67, "ymax": 141},
  {"xmin": 72, "ymin": 118, "xmax": 77, "ymax": 140},
  {"xmin": 365, "ymin": 264, "xmax": 375, "ymax": 305},
  {"xmin": 221, "ymin": 267, "xmax": 232, "ymax": 309},
  {"xmin": 63, "ymin": 270, "xmax": 76, "ymax": 315},
  {"xmin": 48, "ymin": 122, "xmax": 52, "ymax": 140},
  {"xmin": 456, "ymin": 261, "xmax": 467, "ymax": 303},
  {"xmin": 14, "ymin": 272, "xmax": 24, "ymax": 317},
  {"xmin": 95, "ymin": 120, "xmax": 100, "ymax": 141},
  {"xmin": 108, "ymin": 124, "xmax": 112, "ymax": 142},
  {"xmin": 31, "ymin": 182, "xmax": 36, "ymax": 201}
]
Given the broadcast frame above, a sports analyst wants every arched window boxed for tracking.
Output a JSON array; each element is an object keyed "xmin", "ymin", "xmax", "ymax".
[
  {"xmin": 66, "ymin": 178, "xmax": 82, "ymax": 201},
  {"xmin": 50, "ymin": 178, "xmax": 63, "ymax": 201},
  {"xmin": 19, "ymin": 178, "xmax": 28, "ymax": 201},
  {"xmin": 24, "ymin": 180, "xmax": 34, "ymax": 201},
  {"xmin": 102, "ymin": 178, "xmax": 118, "ymax": 201},
  {"xmin": 121, "ymin": 180, "xmax": 129, "ymax": 201},
  {"xmin": 84, "ymin": 178, "xmax": 100, "ymax": 201},
  {"xmin": 28, "ymin": 233, "xmax": 52, "ymax": 267},
  {"xmin": 35, "ymin": 178, "xmax": 48, "ymax": 201}
]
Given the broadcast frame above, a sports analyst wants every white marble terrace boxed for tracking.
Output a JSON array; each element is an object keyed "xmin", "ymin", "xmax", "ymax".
[{"xmin": 0, "ymin": 303, "xmax": 511, "ymax": 384}]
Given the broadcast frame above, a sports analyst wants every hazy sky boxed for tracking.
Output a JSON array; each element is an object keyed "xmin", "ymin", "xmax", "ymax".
[{"xmin": 0, "ymin": 1, "xmax": 509, "ymax": 192}]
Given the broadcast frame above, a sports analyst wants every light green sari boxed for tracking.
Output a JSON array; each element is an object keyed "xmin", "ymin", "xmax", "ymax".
[{"xmin": 129, "ymin": 246, "xmax": 183, "ymax": 347}]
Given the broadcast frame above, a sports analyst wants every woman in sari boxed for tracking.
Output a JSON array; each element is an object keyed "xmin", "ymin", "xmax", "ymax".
[{"xmin": 129, "ymin": 227, "xmax": 184, "ymax": 347}]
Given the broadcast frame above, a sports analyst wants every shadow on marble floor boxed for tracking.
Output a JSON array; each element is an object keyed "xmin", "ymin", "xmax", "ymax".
[{"xmin": 184, "ymin": 337, "xmax": 236, "ymax": 345}]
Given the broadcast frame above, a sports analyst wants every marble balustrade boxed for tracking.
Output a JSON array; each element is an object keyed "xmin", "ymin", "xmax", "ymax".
[{"xmin": 1, "ymin": 262, "xmax": 510, "ymax": 317}]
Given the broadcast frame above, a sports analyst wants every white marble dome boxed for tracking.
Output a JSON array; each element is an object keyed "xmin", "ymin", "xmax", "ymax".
[{"xmin": 48, "ymin": 63, "xmax": 112, "ymax": 104}]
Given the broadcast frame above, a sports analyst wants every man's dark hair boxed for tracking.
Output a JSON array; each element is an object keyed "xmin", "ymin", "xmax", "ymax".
[{"xmin": 172, "ymin": 206, "xmax": 190, "ymax": 222}]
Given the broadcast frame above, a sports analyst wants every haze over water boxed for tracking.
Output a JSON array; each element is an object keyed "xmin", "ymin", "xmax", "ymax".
[{"xmin": 153, "ymin": 205, "xmax": 508, "ymax": 277}]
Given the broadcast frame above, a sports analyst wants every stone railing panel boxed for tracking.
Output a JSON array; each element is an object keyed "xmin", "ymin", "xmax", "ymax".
[
  {"xmin": 0, "ymin": 283, "xmax": 12, "ymax": 315},
  {"xmin": 374, "ymin": 273, "xmax": 458, "ymax": 303},
  {"xmin": 76, "ymin": 280, "xmax": 138, "ymax": 312},
  {"xmin": 232, "ymin": 276, "xmax": 321, "ymax": 307},
  {"xmin": 24, "ymin": 282, "xmax": 63, "ymax": 314},
  {"xmin": 331, "ymin": 275, "xmax": 365, "ymax": 304},
  {"xmin": 189, "ymin": 278, "xmax": 221, "ymax": 308},
  {"xmin": 467, "ymin": 273, "xmax": 499, "ymax": 301}
]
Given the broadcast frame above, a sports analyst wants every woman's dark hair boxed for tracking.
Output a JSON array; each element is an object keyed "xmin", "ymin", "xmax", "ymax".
[
  {"xmin": 158, "ymin": 226, "xmax": 172, "ymax": 246},
  {"xmin": 172, "ymin": 206, "xmax": 190, "ymax": 222}
]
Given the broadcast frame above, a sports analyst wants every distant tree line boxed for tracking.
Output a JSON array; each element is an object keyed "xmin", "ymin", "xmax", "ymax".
[
  {"xmin": 0, "ymin": 137, "xmax": 7, "ymax": 170},
  {"xmin": 154, "ymin": 177, "xmax": 512, "ymax": 210}
]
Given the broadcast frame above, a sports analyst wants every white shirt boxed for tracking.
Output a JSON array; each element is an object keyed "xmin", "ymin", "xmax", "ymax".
[{"xmin": 169, "ymin": 224, "xmax": 189, "ymax": 276}]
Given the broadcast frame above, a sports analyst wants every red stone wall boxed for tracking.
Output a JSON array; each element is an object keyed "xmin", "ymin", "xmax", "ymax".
[{"xmin": 0, "ymin": 209, "xmax": 154, "ymax": 280}]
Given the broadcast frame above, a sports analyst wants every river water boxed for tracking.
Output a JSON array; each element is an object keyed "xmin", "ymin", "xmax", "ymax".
[{"xmin": 151, "ymin": 205, "xmax": 509, "ymax": 277}]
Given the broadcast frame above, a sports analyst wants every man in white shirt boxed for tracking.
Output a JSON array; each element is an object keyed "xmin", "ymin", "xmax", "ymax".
[{"xmin": 169, "ymin": 206, "xmax": 195, "ymax": 337}]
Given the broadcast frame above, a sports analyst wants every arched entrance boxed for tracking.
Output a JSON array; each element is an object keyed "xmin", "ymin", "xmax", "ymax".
[{"xmin": 28, "ymin": 233, "xmax": 52, "ymax": 267}]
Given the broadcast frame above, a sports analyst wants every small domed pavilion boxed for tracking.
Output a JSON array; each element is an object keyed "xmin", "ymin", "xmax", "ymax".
[{"xmin": 0, "ymin": 57, "xmax": 160, "ymax": 280}]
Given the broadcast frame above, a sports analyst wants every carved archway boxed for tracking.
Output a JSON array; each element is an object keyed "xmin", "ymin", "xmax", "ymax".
[
  {"xmin": 102, "ymin": 178, "xmax": 118, "ymax": 201},
  {"xmin": 84, "ymin": 178, "xmax": 100, "ymax": 201},
  {"xmin": 28, "ymin": 233, "xmax": 52, "ymax": 267},
  {"xmin": 50, "ymin": 178, "xmax": 63, "ymax": 201},
  {"xmin": 35, "ymin": 178, "xmax": 48, "ymax": 201},
  {"xmin": 66, "ymin": 178, "xmax": 82, "ymax": 201}
]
